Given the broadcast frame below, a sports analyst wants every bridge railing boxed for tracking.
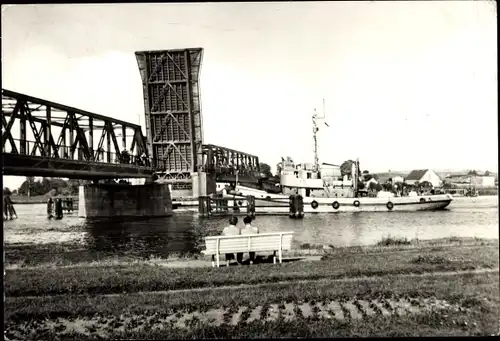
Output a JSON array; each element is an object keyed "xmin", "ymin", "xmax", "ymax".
[
  {"xmin": 3, "ymin": 139, "xmax": 158, "ymax": 169},
  {"xmin": 204, "ymin": 165, "xmax": 261, "ymax": 178}
]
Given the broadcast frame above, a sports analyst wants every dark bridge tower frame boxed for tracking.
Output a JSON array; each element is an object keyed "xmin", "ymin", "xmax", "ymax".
[{"xmin": 135, "ymin": 48, "xmax": 204, "ymax": 185}]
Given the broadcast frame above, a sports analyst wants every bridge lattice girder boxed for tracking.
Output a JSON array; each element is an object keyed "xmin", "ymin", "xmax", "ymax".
[
  {"xmin": 135, "ymin": 48, "xmax": 204, "ymax": 183},
  {"xmin": 202, "ymin": 144, "xmax": 261, "ymax": 183},
  {"xmin": 1, "ymin": 89, "xmax": 153, "ymax": 179}
]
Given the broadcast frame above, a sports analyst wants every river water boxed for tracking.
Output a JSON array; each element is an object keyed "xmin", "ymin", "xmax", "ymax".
[{"xmin": 3, "ymin": 196, "xmax": 498, "ymax": 260}]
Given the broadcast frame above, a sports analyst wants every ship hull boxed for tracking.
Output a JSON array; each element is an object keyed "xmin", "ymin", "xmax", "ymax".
[
  {"xmin": 297, "ymin": 198, "xmax": 452, "ymax": 213},
  {"xmin": 227, "ymin": 186, "xmax": 453, "ymax": 213}
]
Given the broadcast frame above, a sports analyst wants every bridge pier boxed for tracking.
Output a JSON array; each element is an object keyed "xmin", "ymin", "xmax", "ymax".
[
  {"xmin": 78, "ymin": 183, "xmax": 173, "ymax": 219},
  {"xmin": 192, "ymin": 172, "xmax": 217, "ymax": 197},
  {"xmin": 165, "ymin": 172, "xmax": 216, "ymax": 200}
]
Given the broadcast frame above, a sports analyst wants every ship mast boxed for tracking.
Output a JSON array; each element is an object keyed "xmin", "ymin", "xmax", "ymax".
[
  {"xmin": 312, "ymin": 109, "xmax": 319, "ymax": 172},
  {"xmin": 312, "ymin": 99, "xmax": 328, "ymax": 173}
]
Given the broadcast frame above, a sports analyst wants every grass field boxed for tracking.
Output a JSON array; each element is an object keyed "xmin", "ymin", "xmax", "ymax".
[
  {"xmin": 4, "ymin": 238, "xmax": 499, "ymax": 339},
  {"xmin": 5, "ymin": 271, "xmax": 499, "ymax": 338},
  {"xmin": 5, "ymin": 244, "xmax": 498, "ymax": 297}
]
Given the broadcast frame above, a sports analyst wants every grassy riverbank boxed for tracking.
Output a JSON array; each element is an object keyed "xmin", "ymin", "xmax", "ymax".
[
  {"xmin": 4, "ymin": 237, "xmax": 499, "ymax": 338},
  {"xmin": 5, "ymin": 243, "xmax": 498, "ymax": 297},
  {"xmin": 4, "ymin": 236, "xmax": 496, "ymax": 268}
]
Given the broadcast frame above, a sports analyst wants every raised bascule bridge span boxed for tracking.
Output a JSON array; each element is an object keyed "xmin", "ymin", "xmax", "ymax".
[
  {"xmin": 2, "ymin": 47, "xmax": 262, "ymax": 207},
  {"xmin": 134, "ymin": 48, "xmax": 262, "ymax": 197}
]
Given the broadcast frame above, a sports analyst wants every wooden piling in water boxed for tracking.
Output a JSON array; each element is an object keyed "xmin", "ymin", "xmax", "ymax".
[
  {"xmin": 54, "ymin": 198, "xmax": 64, "ymax": 220},
  {"xmin": 47, "ymin": 198, "xmax": 54, "ymax": 219},
  {"xmin": 197, "ymin": 193, "xmax": 304, "ymax": 218},
  {"xmin": 289, "ymin": 194, "xmax": 304, "ymax": 219},
  {"xmin": 246, "ymin": 195, "xmax": 255, "ymax": 218},
  {"xmin": 198, "ymin": 196, "xmax": 212, "ymax": 217}
]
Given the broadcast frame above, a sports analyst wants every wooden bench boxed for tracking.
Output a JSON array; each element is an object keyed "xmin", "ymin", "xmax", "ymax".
[{"xmin": 202, "ymin": 232, "xmax": 295, "ymax": 267}]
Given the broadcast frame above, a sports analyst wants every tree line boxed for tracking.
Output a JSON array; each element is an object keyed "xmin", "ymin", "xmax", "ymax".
[{"xmin": 4, "ymin": 177, "xmax": 81, "ymax": 197}]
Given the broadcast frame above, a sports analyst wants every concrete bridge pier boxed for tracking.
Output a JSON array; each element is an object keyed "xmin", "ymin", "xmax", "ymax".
[
  {"xmin": 164, "ymin": 172, "xmax": 216, "ymax": 200},
  {"xmin": 192, "ymin": 172, "xmax": 217, "ymax": 197},
  {"xmin": 78, "ymin": 183, "xmax": 173, "ymax": 219}
]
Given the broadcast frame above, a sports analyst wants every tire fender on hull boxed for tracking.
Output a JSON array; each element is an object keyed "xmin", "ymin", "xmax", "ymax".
[
  {"xmin": 332, "ymin": 201, "xmax": 340, "ymax": 210},
  {"xmin": 386, "ymin": 201, "xmax": 394, "ymax": 211}
]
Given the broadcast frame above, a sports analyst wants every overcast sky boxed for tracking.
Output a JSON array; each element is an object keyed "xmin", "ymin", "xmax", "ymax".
[{"xmin": 2, "ymin": 2, "xmax": 497, "ymax": 190}]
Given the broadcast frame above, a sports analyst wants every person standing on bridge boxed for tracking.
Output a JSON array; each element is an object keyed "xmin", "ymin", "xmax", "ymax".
[
  {"xmin": 131, "ymin": 149, "xmax": 139, "ymax": 165},
  {"xmin": 222, "ymin": 216, "xmax": 242, "ymax": 266},
  {"xmin": 141, "ymin": 152, "xmax": 149, "ymax": 167},
  {"xmin": 121, "ymin": 149, "xmax": 130, "ymax": 164},
  {"xmin": 240, "ymin": 216, "xmax": 259, "ymax": 265},
  {"xmin": 97, "ymin": 147, "xmax": 105, "ymax": 162}
]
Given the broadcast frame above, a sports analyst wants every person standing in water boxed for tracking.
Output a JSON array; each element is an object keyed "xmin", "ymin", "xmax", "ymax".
[
  {"xmin": 3, "ymin": 190, "xmax": 17, "ymax": 220},
  {"xmin": 222, "ymin": 216, "xmax": 242, "ymax": 266},
  {"xmin": 240, "ymin": 216, "xmax": 259, "ymax": 264},
  {"xmin": 47, "ymin": 198, "xmax": 54, "ymax": 219}
]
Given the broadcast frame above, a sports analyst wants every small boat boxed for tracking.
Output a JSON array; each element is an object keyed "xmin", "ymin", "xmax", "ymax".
[{"xmin": 222, "ymin": 101, "xmax": 453, "ymax": 212}]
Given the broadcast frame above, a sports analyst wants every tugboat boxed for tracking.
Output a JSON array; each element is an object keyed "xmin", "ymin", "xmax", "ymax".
[{"xmin": 229, "ymin": 101, "xmax": 453, "ymax": 212}]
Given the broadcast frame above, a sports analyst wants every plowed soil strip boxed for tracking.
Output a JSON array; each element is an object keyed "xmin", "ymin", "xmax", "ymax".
[{"xmin": 5, "ymin": 296, "xmax": 466, "ymax": 339}]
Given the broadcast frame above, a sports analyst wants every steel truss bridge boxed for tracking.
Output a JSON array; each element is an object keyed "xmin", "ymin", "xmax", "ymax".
[
  {"xmin": 2, "ymin": 48, "xmax": 262, "ymax": 186},
  {"xmin": 2, "ymin": 89, "xmax": 153, "ymax": 180},
  {"xmin": 2, "ymin": 89, "xmax": 262, "ymax": 183}
]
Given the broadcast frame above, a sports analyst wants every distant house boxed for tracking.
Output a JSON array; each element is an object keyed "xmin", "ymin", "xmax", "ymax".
[
  {"xmin": 392, "ymin": 175, "xmax": 404, "ymax": 183},
  {"xmin": 404, "ymin": 169, "xmax": 442, "ymax": 187},
  {"xmin": 444, "ymin": 174, "xmax": 496, "ymax": 188},
  {"xmin": 471, "ymin": 176, "xmax": 495, "ymax": 187},
  {"xmin": 377, "ymin": 171, "xmax": 408, "ymax": 184},
  {"xmin": 376, "ymin": 175, "xmax": 404, "ymax": 184}
]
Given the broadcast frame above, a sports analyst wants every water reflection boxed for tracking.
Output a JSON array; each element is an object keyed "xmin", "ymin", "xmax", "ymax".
[
  {"xmin": 3, "ymin": 196, "xmax": 498, "ymax": 258},
  {"xmin": 83, "ymin": 215, "xmax": 202, "ymax": 257},
  {"xmin": 349, "ymin": 214, "xmax": 364, "ymax": 247}
]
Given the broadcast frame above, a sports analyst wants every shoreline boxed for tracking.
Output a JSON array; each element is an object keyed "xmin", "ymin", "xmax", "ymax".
[
  {"xmin": 10, "ymin": 195, "xmax": 79, "ymax": 205},
  {"xmin": 4, "ymin": 236, "xmax": 498, "ymax": 269},
  {"xmin": 11, "ymin": 201, "xmax": 79, "ymax": 205},
  {"xmin": 6, "ymin": 240, "xmax": 498, "ymax": 297}
]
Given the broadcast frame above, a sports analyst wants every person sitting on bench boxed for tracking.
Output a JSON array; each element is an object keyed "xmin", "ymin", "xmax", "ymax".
[
  {"xmin": 222, "ymin": 216, "xmax": 242, "ymax": 266},
  {"xmin": 240, "ymin": 216, "xmax": 259, "ymax": 264}
]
